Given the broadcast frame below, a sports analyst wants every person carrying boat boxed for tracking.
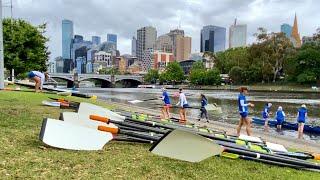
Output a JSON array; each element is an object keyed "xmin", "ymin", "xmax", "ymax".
[
  {"xmin": 297, "ymin": 104, "xmax": 308, "ymax": 139},
  {"xmin": 262, "ymin": 103, "xmax": 272, "ymax": 131},
  {"xmin": 176, "ymin": 88, "xmax": 189, "ymax": 124},
  {"xmin": 236, "ymin": 87, "xmax": 254, "ymax": 136},
  {"xmin": 27, "ymin": 71, "xmax": 50, "ymax": 92},
  {"xmin": 275, "ymin": 106, "xmax": 286, "ymax": 131},
  {"xmin": 198, "ymin": 94, "xmax": 209, "ymax": 123},
  {"xmin": 160, "ymin": 87, "xmax": 171, "ymax": 120}
]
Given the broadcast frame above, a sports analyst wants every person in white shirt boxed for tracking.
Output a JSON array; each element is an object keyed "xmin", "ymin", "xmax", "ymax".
[
  {"xmin": 176, "ymin": 88, "xmax": 189, "ymax": 124},
  {"xmin": 27, "ymin": 71, "xmax": 49, "ymax": 92}
]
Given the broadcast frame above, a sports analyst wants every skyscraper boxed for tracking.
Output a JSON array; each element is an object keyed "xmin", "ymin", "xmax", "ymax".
[
  {"xmin": 281, "ymin": 23, "xmax": 292, "ymax": 38},
  {"xmin": 201, "ymin": 25, "xmax": 226, "ymax": 53},
  {"xmin": 167, "ymin": 29, "xmax": 184, "ymax": 59},
  {"xmin": 62, "ymin": 19, "xmax": 74, "ymax": 60},
  {"xmin": 92, "ymin": 36, "xmax": 101, "ymax": 45},
  {"xmin": 136, "ymin": 26, "xmax": 157, "ymax": 71},
  {"xmin": 131, "ymin": 36, "xmax": 137, "ymax": 56},
  {"xmin": 107, "ymin": 34, "xmax": 117, "ymax": 49},
  {"xmin": 291, "ymin": 14, "xmax": 301, "ymax": 48},
  {"xmin": 155, "ymin": 34, "xmax": 173, "ymax": 53},
  {"xmin": 229, "ymin": 19, "xmax": 247, "ymax": 48},
  {"xmin": 176, "ymin": 36, "xmax": 191, "ymax": 61}
]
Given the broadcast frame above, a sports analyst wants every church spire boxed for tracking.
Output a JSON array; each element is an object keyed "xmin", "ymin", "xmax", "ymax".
[{"xmin": 291, "ymin": 13, "xmax": 301, "ymax": 47}]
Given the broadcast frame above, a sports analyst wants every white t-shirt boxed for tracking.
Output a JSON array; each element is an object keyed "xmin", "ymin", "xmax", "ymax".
[
  {"xmin": 177, "ymin": 93, "xmax": 188, "ymax": 107},
  {"xmin": 32, "ymin": 71, "xmax": 45, "ymax": 89}
]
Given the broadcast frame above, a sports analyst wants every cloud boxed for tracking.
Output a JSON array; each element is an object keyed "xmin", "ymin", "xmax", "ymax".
[{"xmin": 8, "ymin": 0, "xmax": 320, "ymax": 60}]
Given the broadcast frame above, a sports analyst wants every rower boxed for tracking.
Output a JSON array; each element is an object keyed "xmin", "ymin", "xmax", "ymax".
[
  {"xmin": 262, "ymin": 103, "xmax": 272, "ymax": 132},
  {"xmin": 297, "ymin": 104, "xmax": 308, "ymax": 139},
  {"xmin": 236, "ymin": 87, "xmax": 254, "ymax": 136},
  {"xmin": 160, "ymin": 87, "xmax": 171, "ymax": 120},
  {"xmin": 176, "ymin": 88, "xmax": 189, "ymax": 124},
  {"xmin": 27, "ymin": 71, "xmax": 49, "ymax": 92},
  {"xmin": 275, "ymin": 106, "xmax": 286, "ymax": 132}
]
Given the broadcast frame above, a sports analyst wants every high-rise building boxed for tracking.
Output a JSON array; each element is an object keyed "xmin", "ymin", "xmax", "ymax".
[
  {"xmin": 74, "ymin": 35, "xmax": 83, "ymax": 43},
  {"xmin": 131, "ymin": 36, "xmax": 137, "ymax": 56},
  {"xmin": 62, "ymin": 19, "xmax": 74, "ymax": 60},
  {"xmin": 281, "ymin": 23, "xmax": 292, "ymax": 38},
  {"xmin": 229, "ymin": 19, "xmax": 247, "ymax": 48},
  {"xmin": 291, "ymin": 14, "xmax": 301, "ymax": 48},
  {"xmin": 107, "ymin": 34, "xmax": 117, "ymax": 49},
  {"xmin": 141, "ymin": 49, "xmax": 154, "ymax": 72},
  {"xmin": 176, "ymin": 36, "xmax": 191, "ymax": 61},
  {"xmin": 167, "ymin": 29, "xmax": 184, "ymax": 59},
  {"xmin": 136, "ymin": 26, "xmax": 157, "ymax": 71},
  {"xmin": 92, "ymin": 36, "xmax": 101, "ymax": 45},
  {"xmin": 55, "ymin": 56, "xmax": 64, "ymax": 73},
  {"xmin": 155, "ymin": 34, "xmax": 173, "ymax": 53},
  {"xmin": 153, "ymin": 51, "xmax": 174, "ymax": 71},
  {"xmin": 201, "ymin": 25, "xmax": 226, "ymax": 53},
  {"xmin": 94, "ymin": 51, "xmax": 112, "ymax": 68}
]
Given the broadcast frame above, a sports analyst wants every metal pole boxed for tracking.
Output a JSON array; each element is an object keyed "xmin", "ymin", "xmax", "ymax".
[{"xmin": 0, "ymin": 0, "xmax": 5, "ymax": 89}]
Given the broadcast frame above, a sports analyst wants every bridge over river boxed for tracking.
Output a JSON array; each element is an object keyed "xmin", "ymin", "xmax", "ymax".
[{"xmin": 49, "ymin": 73, "xmax": 144, "ymax": 88}]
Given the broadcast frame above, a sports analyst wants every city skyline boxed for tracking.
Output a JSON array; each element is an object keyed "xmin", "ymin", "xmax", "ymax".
[{"xmin": 7, "ymin": 0, "xmax": 320, "ymax": 61}]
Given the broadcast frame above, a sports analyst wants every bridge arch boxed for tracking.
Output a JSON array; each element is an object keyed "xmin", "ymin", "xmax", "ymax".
[
  {"xmin": 50, "ymin": 77, "xmax": 74, "ymax": 88},
  {"xmin": 80, "ymin": 78, "xmax": 112, "ymax": 88},
  {"xmin": 115, "ymin": 79, "xmax": 142, "ymax": 88}
]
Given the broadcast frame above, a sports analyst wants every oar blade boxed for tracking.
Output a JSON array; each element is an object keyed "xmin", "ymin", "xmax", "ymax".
[
  {"xmin": 42, "ymin": 100, "xmax": 60, "ymax": 107},
  {"xmin": 78, "ymin": 102, "xmax": 125, "ymax": 121},
  {"xmin": 150, "ymin": 129, "xmax": 223, "ymax": 162},
  {"xmin": 39, "ymin": 118, "xmax": 113, "ymax": 151}
]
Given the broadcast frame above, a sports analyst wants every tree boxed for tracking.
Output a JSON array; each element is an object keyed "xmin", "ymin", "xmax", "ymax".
[
  {"xmin": 229, "ymin": 66, "xmax": 243, "ymax": 84},
  {"xmin": 144, "ymin": 69, "xmax": 159, "ymax": 84},
  {"xmin": 160, "ymin": 61, "xmax": 184, "ymax": 84},
  {"xmin": 288, "ymin": 47, "xmax": 320, "ymax": 84},
  {"xmin": 204, "ymin": 68, "xmax": 221, "ymax": 85},
  {"xmin": 250, "ymin": 27, "xmax": 294, "ymax": 82},
  {"xmin": 3, "ymin": 18, "xmax": 50, "ymax": 77},
  {"xmin": 216, "ymin": 47, "xmax": 249, "ymax": 74}
]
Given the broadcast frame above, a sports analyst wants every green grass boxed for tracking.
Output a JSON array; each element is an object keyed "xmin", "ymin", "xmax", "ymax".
[{"xmin": 0, "ymin": 91, "xmax": 320, "ymax": 179}]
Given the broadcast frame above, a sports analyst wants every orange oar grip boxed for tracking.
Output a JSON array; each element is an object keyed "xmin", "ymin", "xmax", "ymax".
[
  {"xmin": 90, "ymin": 115, "xmax": 109, "ymax": 123},
  {"xmin": 313, "ymin": 153, "xmax": 320, "ymax": 160},
  {"xmin": 98, "ymin": 125, "xmax": 119, "ymax": 134}
]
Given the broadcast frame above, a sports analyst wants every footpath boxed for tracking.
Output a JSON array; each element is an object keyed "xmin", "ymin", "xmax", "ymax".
[{"xmin": 108, "ymin": 100, "xmax": 320, "ymax": 153}]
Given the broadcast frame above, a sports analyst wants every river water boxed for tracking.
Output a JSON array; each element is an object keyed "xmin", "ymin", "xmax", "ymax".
[{"xmin": 78, "ymin": 87, "xmax": 320, "ymax": 141}]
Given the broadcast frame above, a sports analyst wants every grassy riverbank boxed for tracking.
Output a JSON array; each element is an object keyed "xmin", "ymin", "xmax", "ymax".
[{"xmin": 0, "ymin": 90, "xmax": 319, "ymax": 179}]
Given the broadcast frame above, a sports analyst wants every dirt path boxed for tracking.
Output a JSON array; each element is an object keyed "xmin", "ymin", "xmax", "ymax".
[{"xmin": 107, "ymin": 100, "xmax": 320, "ymax": 153}]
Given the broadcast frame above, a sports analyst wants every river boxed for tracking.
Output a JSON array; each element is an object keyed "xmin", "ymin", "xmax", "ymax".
[{"xmin": 77, "ymin": 87, "xmax": 320, "ymax": 141}]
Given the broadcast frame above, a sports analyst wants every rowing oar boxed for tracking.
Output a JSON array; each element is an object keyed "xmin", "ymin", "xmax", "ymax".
[
  {"xmin": 149, "ymin": 129, "xmax": 320, "ymax": 170},
  {"xmin": 128, "ymin": 98, "xmax": 159, "ymax": 104},
  {"xmin": 48, "ymin": 97, "xmax": 80, "ymax": 109}
]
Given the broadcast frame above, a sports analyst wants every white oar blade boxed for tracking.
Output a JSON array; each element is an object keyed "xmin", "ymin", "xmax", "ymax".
[
  {"xmin": 39, "ymin": 118, "xmax": 113, "ymax": 151},
  {"xmin": 42, "ymin": 100, "xmax": 60, "ymax": 107},
  {"xmin": 128, "ymin": 100, "xmax": 143, "ymax": 104},
  {"xmin": 78, "ymin": 102, "xmax": 125, "ymax": 121},
  {"xmin": 60, "ymin": 112, "xmax": 107, "ymax": 129},
  {"xmin": 150, "ymin": 129, "xmax": 223, "ymax": 162},
  {"xmin": 266, "ymin": 142, "xmax": 288, "ymax": 152},
  {"xmin": 239, "ymin": 134, "xmax": 263, "ymax": 143}
]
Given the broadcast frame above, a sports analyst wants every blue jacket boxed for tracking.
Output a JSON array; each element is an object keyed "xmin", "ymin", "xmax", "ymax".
[
  {"xmin": 238, "ymin": 93, "xmax": 248, "ymax": 113},
  {"xmin": 297, "ymin": 107, "xmax": 307, "ymax": 121}
]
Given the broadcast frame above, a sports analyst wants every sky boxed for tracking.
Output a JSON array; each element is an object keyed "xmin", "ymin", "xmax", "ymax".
[{"xmin": 5, "ymin": 0, "xmax": 320, "ymax": 61}]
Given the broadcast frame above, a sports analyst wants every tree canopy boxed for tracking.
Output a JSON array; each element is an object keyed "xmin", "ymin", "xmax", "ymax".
[{"xmin": 3, "ymin": 18, "xmax": 50, "ymax": 77}]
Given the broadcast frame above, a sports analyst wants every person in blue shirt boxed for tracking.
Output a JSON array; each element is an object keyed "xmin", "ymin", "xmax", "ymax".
[
  {"xmin": 297, "ymin": 104, "xmax": 308, "ymax": 139},
  {"xmin": 236, "ymin": 87, "xmax": 254, "ymax": 136},
  {"xmin": 198, "ymin": 94, "xmax": 209, "ymax": 122},
  {"xmin": 275, "ymin": 106, "xmax": 286, "ymax": 131},
  {"xmin": 262, "ymin": 103, "xmax": 272, "ymax": 132},
  {"xmin": 161, "ymin": 87, "xmax": 171, "ymax": 119}
]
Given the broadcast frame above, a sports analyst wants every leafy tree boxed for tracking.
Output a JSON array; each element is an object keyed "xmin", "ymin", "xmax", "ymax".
[
  {"xmin": 250, "ymin": 27, "xmax": 294, "ymax": 82},
  {"xmin": 204, "ymin": 68, "xmax": 221, "ymax": 85},
  {"xmin": 216, "ymin": 47, "xmax": 249, "ymax": 74},
  {"xmin": 144, "ymin": 69, "xmax": 159, "ymax": 84},
  {"xmin": 3, "ymin": 18, "xmax": 50, "ymax": 77},
  {"xmin": 229, "ymin": 66, "xmax": 243, "ymax": 84},
  {"xmin": 160, "ymin": 61, "xmax": 184, "ymax": 84},
  {"xmin": 189, "ymin": 61, "xmax": 205, "ymax": 85}
]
